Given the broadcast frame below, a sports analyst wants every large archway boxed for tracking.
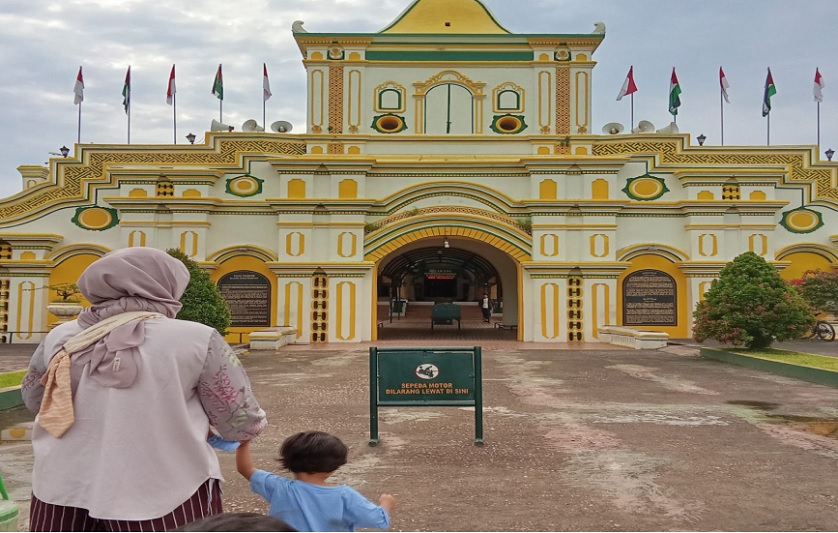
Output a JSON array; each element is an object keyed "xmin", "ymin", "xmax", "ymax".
[{"xmin": 365, "ymin": 214, "xmax": 530, "ymax": 340}]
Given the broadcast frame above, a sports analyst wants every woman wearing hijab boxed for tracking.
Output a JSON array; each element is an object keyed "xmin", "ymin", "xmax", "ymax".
[{"xmin": 22, "ymin": 247, "xmax": 267, "ymax": 531}]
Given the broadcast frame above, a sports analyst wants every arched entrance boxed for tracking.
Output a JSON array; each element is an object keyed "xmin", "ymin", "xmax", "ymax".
[{"xmin": 365, "ymin": 214, "xmax": 530, "ymax": 340}]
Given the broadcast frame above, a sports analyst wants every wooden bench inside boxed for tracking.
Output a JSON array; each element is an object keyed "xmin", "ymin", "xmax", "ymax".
[{"xmin": 431, "ymin": 303, "xmax": 461, "ymax": 330}]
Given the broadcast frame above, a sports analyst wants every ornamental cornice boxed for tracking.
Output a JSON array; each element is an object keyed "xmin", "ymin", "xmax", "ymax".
[
  {"xmin": 0, "ymin": 136, "xmax": 305, "ymax": 225},
  {"xmin": 592, "ymin": 138, "xmax": 838, "ymax": 206}
]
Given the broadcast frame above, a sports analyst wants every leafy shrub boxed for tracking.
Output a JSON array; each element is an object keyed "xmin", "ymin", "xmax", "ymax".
[
  {"xmin": 167, "ymin": 248, "xmax": 232, "ymax": 335},
  {"xmin": 692, "ymin": 252, "xmax": 815, "ymax": 349},
  {"xmin": 792, "ymin": 269, "xmax": 838, "ymax": 312}
]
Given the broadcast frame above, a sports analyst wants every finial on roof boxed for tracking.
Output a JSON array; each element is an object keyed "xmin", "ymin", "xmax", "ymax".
[
  {"xmin": 292, "ymin": 20, "xmax": 307, "ymax": 33},
  {"xmin": 593, "ymin": 21, "xmax": 606, "ymax": 34}
]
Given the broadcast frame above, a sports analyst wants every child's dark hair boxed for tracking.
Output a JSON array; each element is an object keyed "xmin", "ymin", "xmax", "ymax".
[
  {"xmin": 280, "ymin": 431, "xmax": 348, "ymax": 473},
  {"xmin": 173, "ymin": 512, "xmax": 296, "ymax": 532}
]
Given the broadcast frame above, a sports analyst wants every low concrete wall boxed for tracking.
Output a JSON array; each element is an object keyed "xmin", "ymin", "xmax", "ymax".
[
  {"xmin": 249, "ymin": 327, "xmax": 298, "ymax": 350},
  {"xmin": 598, "ymin": 325, "xmax": 669, "ymax": 350},
  {"xmin": 701, "ymin": 347, "xmax": 838, "ymax": 387}
]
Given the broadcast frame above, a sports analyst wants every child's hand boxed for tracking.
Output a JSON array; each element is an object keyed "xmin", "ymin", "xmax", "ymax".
[
  {"xmin": 207, "ymin": 433, "xmax": 240, "ymax": 452},
  {"xmin": 379, "ymin": 493, "xmax": 397, "ymax": 513}
]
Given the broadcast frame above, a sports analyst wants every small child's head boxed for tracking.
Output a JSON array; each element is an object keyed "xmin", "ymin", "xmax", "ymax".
[
  {"xmin": 173, "ymin": 512, "xmax": 296, "ymax": 532},
  {"xmin": 280, "ymin": 431, "xmax": 348, "ymax": 474}
]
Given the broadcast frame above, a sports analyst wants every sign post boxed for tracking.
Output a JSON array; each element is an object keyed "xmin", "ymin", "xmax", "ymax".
[{"xmin": 369, "ymin": 346, "xmax": 483, "ymax": 446}]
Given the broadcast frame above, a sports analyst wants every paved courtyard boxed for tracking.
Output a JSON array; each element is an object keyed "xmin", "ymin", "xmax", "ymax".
[{"xmin": 2, "ymin": 338, "xmax": 838, "ymax": 531}]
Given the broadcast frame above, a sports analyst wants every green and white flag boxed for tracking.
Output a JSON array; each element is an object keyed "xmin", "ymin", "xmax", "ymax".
[
  {"xmin": 122, "ymin": 66, "xmax": 131, "ymax": 114},
  {"xmin": 762, "ymin": 68, "xmax": 776, "ymax": 117},
  {"xmin": 669, "ymin": 68, "xmax": 681, "ymax": 116},
  {"xmin": 212, "ymin": 64, "xmax": 223, "ymax": 100}
]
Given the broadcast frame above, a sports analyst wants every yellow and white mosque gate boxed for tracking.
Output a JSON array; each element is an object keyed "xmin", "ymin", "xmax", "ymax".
[{"xmin": 1, "ymin": 0, "xmax": 837, "ymax": 344}]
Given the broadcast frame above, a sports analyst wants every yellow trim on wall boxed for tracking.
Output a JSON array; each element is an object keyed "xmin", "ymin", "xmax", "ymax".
[
  {"xmin": 338, "ymin": 179, "xmax": 358, "ymax": 199},
  {"xmin": 749, "ymin": 234, "xmax": 768, "ymax": 256},
  {"xmin": 286, "ymin": 232, "xmax": 305, "ymax": 257},
  {"xmin": 283, "ymin": 281, "xmax": 304, "ymax": 339},
  {"xmin": 311, "ymin": 70, "xmax": 325, "ymax": 132},
  {"xmin": 288, "ymin": 179, "xmax": 306, "ymax": 199},
  {"xmin": 616, "ymin": 254, "xmax": 689, "ymax": 338},
  {"xmin": 210, "ymin": 254, "xmax": 278, "ymax": 340},
  {"xmin": 348, "ymin": 69, "xmax": 362, "ymax": 131},
  {"xmin": 778, "ymin": 251, "xmax": 835, "ymax": 280},
  {"xmin": 179, "ymin": 231, "xmax": 199, "ymax": 258},
  {"xmin": 539, "ymin": 179, "xmax": 557, "ymax": 200},
  {"xmin": 574, "ymin": 71, "xmax": 589, "ymax": 133},
  {"xmin": 16, "ymin": 281, "xmax": 35, "ymax": 341},
  {"xmin": 592, "ymin": 179, "xmax": 609, "ymax": 199},
  {"xmin": 592, "ymin": 282, "xmax": 610, "ymax": 339},
  {"xmin": 336, "ymin": 281, "xmax": 356, "ymax": 341},
  {"xmin": 540, "ymin": 282, "xmax": 560, "ymax": 339},
  {"xmin": 540, "ymin": 234, "xmax": 559, "ymax": 257},
  {"xmin": 698, "ymin": 234, "xmax": 718, "ymax": 257},
  {"xmin": 538, "ymin": 71, "xmax": 552, "ymax": 132},
  {"xmin": 338, "ymin": 232, "xmax": 357, "ymax": 258},
  {"xmin": 128, "ymin": 230, "xmax": 146, "ymax": 247}
]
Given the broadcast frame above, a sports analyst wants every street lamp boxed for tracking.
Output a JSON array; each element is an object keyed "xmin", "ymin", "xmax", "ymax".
[
  {"xmin": 185, "ymin": 133, "xmax": 196, "ymax": 145},
  {"xmin": 826, "ymin": 148, "xmax": 834, "ymax": 161},
  {"xmin": 59, "ymin": 146, "xmax": 70, "ymax": 158},
  {"xmin": 696, "ymin": 134, "xmax": 706, "ymax": 146}
]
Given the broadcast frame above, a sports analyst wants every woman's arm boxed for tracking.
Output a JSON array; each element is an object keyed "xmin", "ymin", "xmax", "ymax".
[
  {"xmin": 21, "ymin": 342, "xmax": 48, "ymax": 413},
  {"xmin": 198, "ymin": 331, "xmax": 267, "ymax": 441}
]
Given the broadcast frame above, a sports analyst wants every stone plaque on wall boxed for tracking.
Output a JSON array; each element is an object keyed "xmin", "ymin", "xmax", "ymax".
[
  {"xmin": 218, "ymin": 271, "xmax": 271, "ymax": 327},
  {"xmin": 623, "ymin": 269, "xmax": 677, "ymax": 326}
]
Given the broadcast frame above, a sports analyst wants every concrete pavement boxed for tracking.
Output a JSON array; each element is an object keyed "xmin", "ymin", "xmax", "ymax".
[{"xmin": 1, "ymin": 339, "xmax": 838, "ymax": 531}]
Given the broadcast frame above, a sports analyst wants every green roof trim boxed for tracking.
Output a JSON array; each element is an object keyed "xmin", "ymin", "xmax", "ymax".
[
  {"xmin": 299, "ymin": 32, "xmax": 604, "ymax": 40},
  {"xmin": 366, "ymin": 50, "xmax": 533, "ymax": 62}
]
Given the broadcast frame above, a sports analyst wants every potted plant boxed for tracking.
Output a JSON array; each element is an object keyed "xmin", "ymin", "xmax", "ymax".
[{"xmin": 45, "ymin": 283, "xmax": 85, "ymax": 326}]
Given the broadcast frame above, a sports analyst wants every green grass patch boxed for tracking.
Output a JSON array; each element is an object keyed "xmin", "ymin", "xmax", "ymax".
[
  {"xmin": 730, "ymin": 348, "xmax": 838, "ymax": 372},
  {"xmin": 0, "ymin": 369, "xmax": 26, "ymax": 389}
]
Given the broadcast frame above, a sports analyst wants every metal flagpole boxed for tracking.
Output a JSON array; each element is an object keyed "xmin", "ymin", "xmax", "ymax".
[
  {"xmin": 767, "ymin": 114, "xmax": 771, "ymax": 146},
  {"xmin": 817, "ymin": 101, "xmax": 821, "ymax": 147},
  {"xmin": 720, "ymin": 91, "xmax": 724, "ymax": 146},
  {"xmin": 219, "ymin": 100, "xmax": 223, "ymax": 123},
  {"xmin": 173, "ymin": 95, "xmax": 177, "ymax": 144},
  {"xmin": 77, "ymin": 104, "xmax": 81, "ymax": 144},
  {"xmin": 127, "ymin": 87, "xmax": 131, "ymax": 145},
  {"xmin": 630, "ymin": 93, "xmax": 634, "ymax": 131}
]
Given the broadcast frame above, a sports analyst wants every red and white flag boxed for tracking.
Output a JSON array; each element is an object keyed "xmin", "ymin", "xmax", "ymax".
[
  {"xmin": 720, "ymin": 67, "xmax": 730, "ymax": 103},
  {"xmin": 814, "ymin": 68, "xmax": 825, "ymax": 103},
  {"xmin": 616, "ymin": 66, "xmax": 638, "ymax": 101},
  {"xmin": 263, "ymin": 63, "xmax": 272, "ymax": 102},
  {"xmin": 166, "ymin": 65, "xmax": 176, "ymax": 105},
  {"xmin": 73, "ymin": 66, "xmax": 84, "ymax": 105}
]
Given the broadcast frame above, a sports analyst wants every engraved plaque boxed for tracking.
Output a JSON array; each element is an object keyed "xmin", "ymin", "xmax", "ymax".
[
  {"xmin": 623, "ymin": 269, "xmax": 677, "ymax": 326},
  {"xmin": 218, "ymin": 271, "xmax": 271, "ymax": 327}
]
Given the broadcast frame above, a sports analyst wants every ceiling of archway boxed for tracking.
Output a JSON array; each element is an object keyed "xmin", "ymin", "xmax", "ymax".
[{"xmin": 379, "ymin": 246, "xmax": 499, "ymax": 282}]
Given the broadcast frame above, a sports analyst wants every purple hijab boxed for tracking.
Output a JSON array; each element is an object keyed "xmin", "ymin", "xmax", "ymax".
[{"xmin": 74, "ymin": 247, "xmax": 190, "ymax": 388}]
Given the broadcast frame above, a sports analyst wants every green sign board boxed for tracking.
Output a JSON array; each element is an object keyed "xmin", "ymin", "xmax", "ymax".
[{"xmin": 370, "ymin": 346, "xmax": 483, "ymax": 446}]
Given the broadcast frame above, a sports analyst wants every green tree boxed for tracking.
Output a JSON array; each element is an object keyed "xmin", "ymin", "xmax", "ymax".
[
  {"xmin": 167, "ymin": 248, "xmax": 231, "ymax": 336},
  {"xmin": 794, "ymin": 269, "xmax": 838, "ymax": 313},
  {"xmin": 692, "ymin": 252, "xmax": 815, "ymax": 349}
]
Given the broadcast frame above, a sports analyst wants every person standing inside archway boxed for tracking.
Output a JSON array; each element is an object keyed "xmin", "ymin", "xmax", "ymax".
[{"xmin": 480, "ymin": 293, "xmax": 493, "ymax": 323}]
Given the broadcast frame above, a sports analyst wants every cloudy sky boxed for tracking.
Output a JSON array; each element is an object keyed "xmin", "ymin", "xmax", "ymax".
[{"xmin": 1, "ymin": 0, "xmax": 837, "ymax": 200}]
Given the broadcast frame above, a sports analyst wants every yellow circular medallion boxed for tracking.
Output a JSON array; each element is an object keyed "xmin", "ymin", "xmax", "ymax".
[{"xmin": 77, "ymin": 207, "xmax": 113, "ymax": 230}]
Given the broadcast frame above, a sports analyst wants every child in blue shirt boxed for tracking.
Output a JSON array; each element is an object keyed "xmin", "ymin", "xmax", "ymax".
[{"xmin": 237, "ymin": 431, "xmax": 396, "ymax": 532}]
